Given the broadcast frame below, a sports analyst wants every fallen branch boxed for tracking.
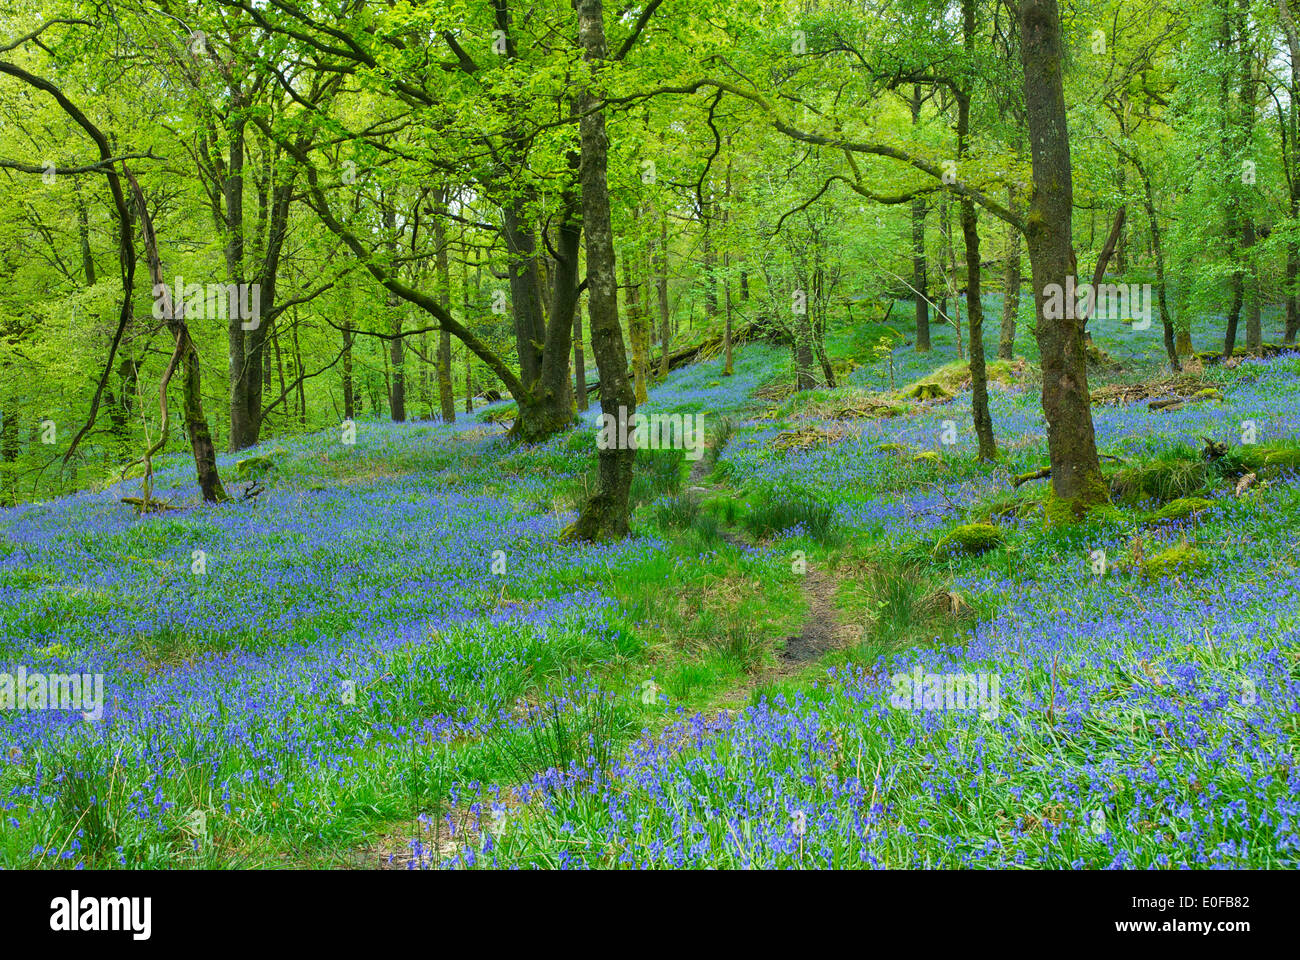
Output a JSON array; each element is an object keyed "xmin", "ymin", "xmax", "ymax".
[
  {"xmin": 120, "ymin": 496, "xmax": 179, "ymax": 513},
  {"xmin": 1013, "ymin": 467, "xmax": 1051, "ymax": 488}
]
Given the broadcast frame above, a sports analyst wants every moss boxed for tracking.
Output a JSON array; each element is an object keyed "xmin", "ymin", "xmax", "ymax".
[
  {"xmin": 235, "ymin": 450, "xmax": 286, "ymax": 480},
  {"xmin": 1044, "ymin": 472, "xmax": 1112, "ymax": 525},
  {"xmin": 1086, "ymin": 504, "xmax": 1126, "ymax": 526},
  {"xmin": 901, "ymin": 381, "xmax": 952, "ymax": 401},
  {"xmin": 1139, "ymin": 542, "xmax": 1211, "ymax": 581},
  {"xmin": 911, "ymin": 451, "xmax": 944, "ymax": 466},
  {"xmin": 1193, "ymin": 388, "xmax": 1224, "ymax": 401},
  {"xmin": 1150, "ymin": 497, "xmax": 1214, "ymax": 522},
  {"xmin": 1263, "ymin": 448, "xmax": 1300, "ymax": 469},
  {"xmin": 563, "ymin": 429, "xmax": 593, "ymax": 453},
  {"xmin": 935, "ymin": 523, "xmax": 1004, "ymax": 555},
  {"xmin": 1110, "ymin": 457, "xmax": 1208, "ymax": 504},
  {"xmin": 872, "ymin": 442, "xmax": 908, "ymax": 454}
]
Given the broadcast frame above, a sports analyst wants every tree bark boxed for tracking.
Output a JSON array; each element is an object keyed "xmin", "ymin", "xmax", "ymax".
[
  {"xmin": 911, "ymin": 85, "xmax": 931, "ymax": 352},
  {"xmin": 1018, "ymin": 0, "xmax": 1107, "ymax": 518},
  {"xmin": 625, "ymin": 249, "xmax": 650, "ymax": 403},
  {"xmin": 999, "ymin": 186, "xmax": 1020, "ymax": 359},
  {"xmin": 958, "ymin": 0, "xmax": 995, "ymax": 460},
  {"xmin": 566, "ymin": 0, "xmax": 635, "ymax": 541},
  {"xmin": 434, "ymin": 194, "xmax": 456, "ymax": 422},
  {"xmin": 125, "ymin": 167, "xmax": 229, "ymax": 503},
  {"xmin": 657, "ymin": 212, "xmax": 672, "ymax": 376},
  {"xmin": 1280, "ymin": 0, "xmax": 1300, "ymax": 342}
]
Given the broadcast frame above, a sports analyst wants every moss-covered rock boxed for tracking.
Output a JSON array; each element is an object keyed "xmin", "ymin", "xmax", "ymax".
[
  {"xmin": 235, "ymin": 450, "xmax": 285, "ymax": 480},
  {"xmin": 1139, "ymin": 542, "xmax": 1211, "ymax": 580},
  {"xmin": 1151, "ymin": 497, "xmax": 1214, "ymax": 522},
  {"xmin": 873, "ymin": 442, "xmax": 907, "ymax": 454},
  {"xmin": 935, "ymin": 523, "xmax": 1004, "ymax": 555},
  {"xmin": 1193, "ymin": 387, "xmax": 1224, "ymax": 402},
  {"xmin": 911, "ymin": 450, "xmax": 944, "ymax": 466}
]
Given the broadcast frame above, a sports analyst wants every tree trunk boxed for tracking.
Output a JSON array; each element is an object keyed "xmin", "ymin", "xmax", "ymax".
[
  {"xmin": 1018, "ymin": 0, "xmax": 1107, "ymax": 518},
  {"xmin": 1131, "ymin": 154, "xmax": 1181, "ymax": 370},
  {"xmin": 1279, "ymin": 0, "xmax": 1300, "ymax": 342},
  {"xmin": 1219, "ymin": 0, "xmax": 1243, "ymax": 359},
  {"xmin": 702, "ymin": 194, "xmax": 717, "ymax": 319},
  {"xmin": 245, "ymin": 169, "xmax": 293, "ymax": 445},
  {"xmin": 1244, "ymin": 221, "xmax": 1261, "ymax": 352},
  {"xmin": 911, "ymin": 85, "xmax": 931, "ymax": 352},
  {"xmin": 434, "ymin": 197, "xmax": 456, "ymax": 422},
  {"xmin": 342, "ymin": 325, "xmax": 354, "ymax": 420},
  {"xmin": 999, "ymin": 186, "xmax": 1020, "ymax": 359},
  {"xmin": 125, "ymin": 167, "xmax": 229, "ymax": 503},
  {"xmin": 574, "ymin": 290, "xmax": 588, "ymax": 411},
  {"xmin": 224, "ymin": 107, "xmax": 256, "ymax": 452},
  {"xmin": 625, "ymin": 250, "xmax": 650, "ymax": 403},
  {"xmin": 566, "ymin": 0, "xmax": 635, "ymax": 542},
  {"xmin": 657, "ymin": 212, "xmax": 672, "ymax": 376},
  {"xmin": 958, "ymin": 1, "xmax": 995, "ymax": 461},
  {"xmin": 1239, "ymin": 1, "xmax": 1260, "ymax": 354}
]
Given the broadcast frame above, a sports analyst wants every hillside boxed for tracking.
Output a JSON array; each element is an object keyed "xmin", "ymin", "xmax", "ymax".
[{"xmin": 3, "ymin": 312, "xmax": 1298, "ymax": 870}]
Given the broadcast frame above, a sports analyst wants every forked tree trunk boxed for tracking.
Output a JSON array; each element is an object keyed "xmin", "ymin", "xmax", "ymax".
[{"xmin": 125, "ymin": 167, "xmax": 229, "ymax": 503}]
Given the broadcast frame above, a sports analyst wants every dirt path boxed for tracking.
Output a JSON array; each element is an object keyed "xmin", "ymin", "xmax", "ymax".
[{"xmin": 779, "ymin": 563, "xmax": 856, "ymax": 664}]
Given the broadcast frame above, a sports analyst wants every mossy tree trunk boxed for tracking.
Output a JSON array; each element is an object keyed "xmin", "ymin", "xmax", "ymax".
[
  {"xmin": 566, "ymin": 0, "xmax": 635, "ymax": 542},
  {"xmin": 657, "ymin": 212, "xmax": 672, "ymax": 376},
  {"xmin": 958, "ymin": 0, "xmax": 995, "ymax": 461},
  {"xmin": 1018, "ymin": 0, "xmax": 1106, "ymax": 518},
  {"xmin": 999, "ymin": 185, "xmax": 1020, "ymax": 360},
  {"xmin": 911, "ymin": 84, "xmax": 931, "ymax": 353},
  {"xmin": 624, "ymin": 250, "xmax": 650, "ymax": 404}
]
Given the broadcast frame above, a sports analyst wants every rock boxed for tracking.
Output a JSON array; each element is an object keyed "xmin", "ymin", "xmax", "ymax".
[{"xmin": 235, "ymin": 449, "xmax": 285, "ymax": 480}]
